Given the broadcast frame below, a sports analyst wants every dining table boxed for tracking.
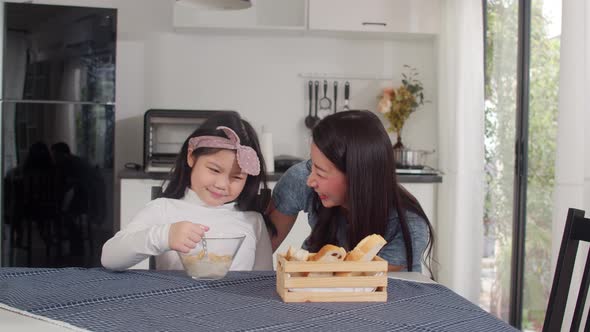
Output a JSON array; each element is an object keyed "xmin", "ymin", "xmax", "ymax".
[{"xmin": 0, "ymin": 267, "xmax": 518, "ymax": 332}]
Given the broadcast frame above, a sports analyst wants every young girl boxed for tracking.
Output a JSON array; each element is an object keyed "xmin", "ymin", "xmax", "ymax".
[
  {"xmin": 102, "ymin": 112, "xmax": 273, "ymax": 271},
  {"xmin": 269, "ymin": 110, "xmax": 434, "ymax": 273}
]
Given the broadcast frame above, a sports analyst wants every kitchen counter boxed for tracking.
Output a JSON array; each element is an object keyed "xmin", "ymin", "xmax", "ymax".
[{"xmin": 118, "ymin": 169, "xmax": 442, "ymax": 183}]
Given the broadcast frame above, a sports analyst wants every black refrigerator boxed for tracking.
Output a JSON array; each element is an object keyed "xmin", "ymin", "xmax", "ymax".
[{"xmin": 1, "ymin": 3, "xmax": 116, "ymax": 267}]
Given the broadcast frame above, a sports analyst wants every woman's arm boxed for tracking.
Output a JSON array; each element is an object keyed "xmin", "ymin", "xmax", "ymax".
[
  {"xmin": 267, "ymin": 201, "xmax": 297, "ymax": 252},
  {"xmin": 379, "ymin": 212, "xmax": 430, "ymax": 273},
  {"xmin": 387, "ymin": 264, "xmax": 405, "ymax": 272},
  {"xmin": 267, "ymin": 161, "xmax": 312, "ymax": 252}
]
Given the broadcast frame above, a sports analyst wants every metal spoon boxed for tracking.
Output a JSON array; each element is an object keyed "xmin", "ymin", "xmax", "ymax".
[
  {"xmin": 201, "ymin": 237, "xmax": 208, "ymax": 261},
  {"xmin": 199, "ymin": 225, "xmax": 209, "ymax": 261}
]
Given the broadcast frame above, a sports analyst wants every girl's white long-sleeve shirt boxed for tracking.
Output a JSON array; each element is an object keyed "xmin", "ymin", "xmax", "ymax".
[{"xmin": 101, "ymin": 189, "xmax": 273, "ymax": 271}]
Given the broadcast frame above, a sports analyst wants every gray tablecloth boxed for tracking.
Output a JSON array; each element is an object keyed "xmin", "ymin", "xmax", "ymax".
[{"xmin": 0, "ymin": 268, "xmax": 517, "ymax": 331}]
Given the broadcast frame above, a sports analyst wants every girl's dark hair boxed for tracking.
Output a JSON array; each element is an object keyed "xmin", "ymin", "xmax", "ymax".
[
  {"xmin": 307, "ymin": 110, "xmax": 434, "ymax": 272},
  {"xmin": 162, "ymin": 111, "xmax": 272, "ymax": 223}
]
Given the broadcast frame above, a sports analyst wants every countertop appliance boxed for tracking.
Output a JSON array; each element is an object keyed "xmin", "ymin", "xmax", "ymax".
[
  {"xmin": 274, "ymin": 155, "xmax": 304, "ymax": 173},
  {"xmin": 143, "ymin": 109, "xmax": 225, "ymax": 173}
]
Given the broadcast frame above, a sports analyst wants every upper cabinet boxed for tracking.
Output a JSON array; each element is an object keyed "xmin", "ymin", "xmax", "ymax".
[
  {"xmin": 173, "ymin": 0, "xmax": 440, "ymax": 36},
  {"xmin": 173, "ymin": 0, "xmax": 307, "ymax": 31},
  {"xmin": 308, "ymin": 0, "xmax": 440, "ymax": 35}
]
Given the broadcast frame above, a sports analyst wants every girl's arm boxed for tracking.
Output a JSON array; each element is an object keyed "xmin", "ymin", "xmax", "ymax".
[{"xmin": 101, "ymin": 201, "xmax": 170, "ymax": 270}]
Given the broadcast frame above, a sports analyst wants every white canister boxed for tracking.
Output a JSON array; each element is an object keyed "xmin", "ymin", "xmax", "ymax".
[{"xmin": 260, "ymin": 127, "xmax": 275, "ymax": 173}]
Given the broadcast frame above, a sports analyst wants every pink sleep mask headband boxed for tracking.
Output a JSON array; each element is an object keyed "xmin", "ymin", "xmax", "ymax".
[{"xmin": 188, "ymin": 126, "xmax": 261, "ymax": 176}]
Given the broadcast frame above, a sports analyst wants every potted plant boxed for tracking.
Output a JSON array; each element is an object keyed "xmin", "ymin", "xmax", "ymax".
[{"xmin": 377, "ymin": 65, "xmax": 426, "ymax": 149}]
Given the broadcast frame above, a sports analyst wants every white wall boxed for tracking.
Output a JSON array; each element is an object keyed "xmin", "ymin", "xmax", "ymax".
[
  {"xmin": 143, "ymin": 33, "xmax": 437, "ymax": 161},
  {"xmin": 20, "ymin": 0, "xmax": 438, "ymax": 174}
]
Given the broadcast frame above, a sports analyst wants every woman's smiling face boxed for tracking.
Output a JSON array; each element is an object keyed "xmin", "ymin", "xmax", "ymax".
[{"xmin": 306, "ymin": 143, "xmax": 348, "ymax": 209}]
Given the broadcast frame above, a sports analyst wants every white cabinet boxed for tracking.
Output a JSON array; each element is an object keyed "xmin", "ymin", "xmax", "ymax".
[
  {"xmin": 172, "ymin": 0, "xmax": 439, "ymax": 36},
  {"xmin": 173, "ymin": 0, "xmax": 307, "ymax": 31},
  {"xmin": 401, "ymin": 182, "xmax": 437, "ymax": 276},
  {"xmin": 402, "ymin": 183, "xmax": 437, "ymax": 230},
  {"xmin": 119, "ymin": 178, "xmax": 166, "ymax": 269},
  {"xmin": 308, "ymin": 0, "xmax": 440, "ymax": 34}
]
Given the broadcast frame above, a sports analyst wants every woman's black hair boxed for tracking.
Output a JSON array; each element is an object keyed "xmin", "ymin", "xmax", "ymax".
[
  {"xmin": 162, "ymin": 112, "xmax": 272, "ymax": 231},
  {"xmin": 307, "ymin": 110, "xmax": 434, "ymax": 272}
]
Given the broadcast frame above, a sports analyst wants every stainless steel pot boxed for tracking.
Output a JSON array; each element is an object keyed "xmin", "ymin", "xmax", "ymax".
[{"xmin": 393, "ymin": 148, "xmax": 435, "ymax": 168}]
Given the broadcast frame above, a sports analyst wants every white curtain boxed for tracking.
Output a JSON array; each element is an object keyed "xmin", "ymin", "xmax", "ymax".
[
  {"xmin": 551, "ymin": 0, "xmax": 589, "ymax": 329},
  {"xmin": 436, "ymin": 0, "xmax": 485, "ymax": 303}
]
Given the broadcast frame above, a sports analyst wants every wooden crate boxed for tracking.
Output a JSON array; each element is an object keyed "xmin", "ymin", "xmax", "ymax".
[{"xmin": 275, "ymin": 254, "xmax": 388, "ymax": 302}]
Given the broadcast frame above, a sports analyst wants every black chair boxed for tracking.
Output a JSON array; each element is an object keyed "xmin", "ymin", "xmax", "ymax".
[{"xmin": 543, "ymin": 208, "xmax": 590, "ymax": 332}]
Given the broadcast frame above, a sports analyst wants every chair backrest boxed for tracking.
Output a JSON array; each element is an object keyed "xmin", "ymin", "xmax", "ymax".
[{"xmin": 543, "ymin": 208, "xmax": 590, "ymax": 332}]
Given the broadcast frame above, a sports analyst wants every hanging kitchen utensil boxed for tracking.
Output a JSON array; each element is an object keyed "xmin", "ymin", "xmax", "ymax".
[
  {"xmin": 305, "ymin": 81, "xmax": 320, "ymax": 129},
  {"xmin": 343, "ymin": 81, "xmax": 350, "ymax": 111},
  {"xmin": 313, "ymin": 80, "xmax": 320, "ymax": 125},
  {"xmin": 304, "ymin": 80, "xmax": 316, "ymax": 129},
  {"xmin": 318, "ymin": 80, "xmax": 332, "ymax": 119},
  {"xmin": 333, "ymin": 81, "xmax": 338, "ymax": 113}
]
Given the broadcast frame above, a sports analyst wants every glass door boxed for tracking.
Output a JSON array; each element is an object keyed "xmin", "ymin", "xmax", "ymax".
[
  {"xmin": 522, "ymin": 0, "xmax": 561, "ymax": 329},
  {"xmin": 482, "ymin": 0, "xmax": 518, "ymax": 322},
  {"xmin": 482, "ymin": 0, "xmax": 561, "ymax": 330}
]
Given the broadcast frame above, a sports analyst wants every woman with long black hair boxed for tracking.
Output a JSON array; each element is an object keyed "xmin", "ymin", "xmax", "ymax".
[{"xmin": 269, "ymin": 110, "xmax": 434, "ymax": 272}]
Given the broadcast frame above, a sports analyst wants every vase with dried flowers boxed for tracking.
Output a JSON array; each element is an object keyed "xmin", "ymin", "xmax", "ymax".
[{"xmin": 377, "ymin": 65, "xmax": 426, "ymax": 149}]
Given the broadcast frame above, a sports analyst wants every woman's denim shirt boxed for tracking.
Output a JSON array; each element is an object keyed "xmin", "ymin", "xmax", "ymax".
[{"xmin": 272, "ymin": 160, "xmax": 430, "ymax": 272}]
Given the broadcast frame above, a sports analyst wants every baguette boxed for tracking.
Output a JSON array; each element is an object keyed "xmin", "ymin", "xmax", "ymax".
[{"xmin": 335, "ymin": 234, "xmax": 387, "ymax": 277}]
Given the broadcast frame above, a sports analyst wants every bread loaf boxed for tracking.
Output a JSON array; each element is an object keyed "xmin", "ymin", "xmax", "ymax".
[
  {"xmin": 286, "ymin": 246, "xmax": 309, "ymax": 262},
  {"xmin": 306, "ymin": 244, "xmax": 346, "ymax": 277},
  {"xmin": 335, "ymin": 234, "xmax": 387, "ymax": 276},
  {"xmin": 280, "ymin": 234, "xmax": 386, "ymax": 278},
  {"xmin": 285, "ymin": 246, "xmax": 309, "ymax": 277},
  {"xmin": 350, "ymin": 234, "xmax": 387, "ymax": 261},
  {"xmin": 309, "ymin": 244, "xmax": 346, "ymax": 262}
]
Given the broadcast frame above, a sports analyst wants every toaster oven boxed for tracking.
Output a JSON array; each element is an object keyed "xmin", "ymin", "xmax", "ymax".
[{"xmin": 143, "ymin": 109, "xmax": 223, "ymax": 173}]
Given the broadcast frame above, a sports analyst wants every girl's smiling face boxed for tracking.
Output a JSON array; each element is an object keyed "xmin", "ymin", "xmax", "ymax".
[
  {"xmin": 306, "ymin": 143, "xmax": 348, "ymax": 209},
  {"xmin": 187, "ymin": 149, "xmax": 247, "ymax": 206}
]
